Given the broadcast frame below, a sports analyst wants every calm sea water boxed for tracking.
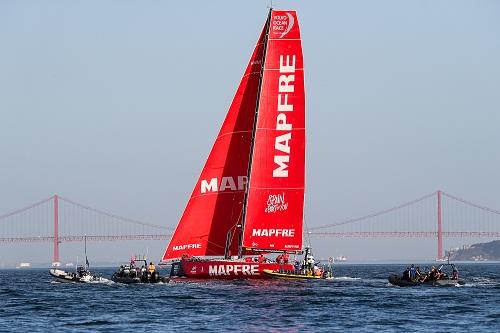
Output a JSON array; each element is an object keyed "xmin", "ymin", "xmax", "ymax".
[{"xmin": 0, "ymin": 263, "xmax": 498, "ymax": 332}]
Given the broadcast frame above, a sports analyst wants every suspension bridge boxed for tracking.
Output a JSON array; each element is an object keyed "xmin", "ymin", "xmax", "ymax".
[{"xmin": 1, "ymin": 191, "xmax": 499, "ymax": 263}]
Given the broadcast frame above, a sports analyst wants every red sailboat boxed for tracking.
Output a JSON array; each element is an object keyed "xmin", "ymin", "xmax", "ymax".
[{"xmin": 162, "ymin": 9, "xmax": 306, "ymax": 279}]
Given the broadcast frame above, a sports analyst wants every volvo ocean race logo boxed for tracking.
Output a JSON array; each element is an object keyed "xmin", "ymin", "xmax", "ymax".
[
  {"xmin": 265, "ymin": 192, "xmax": 288, "ymax": 213},
  {"xmin": 272, "ymin": 12, "xmax": 294, "ymax": 39}
]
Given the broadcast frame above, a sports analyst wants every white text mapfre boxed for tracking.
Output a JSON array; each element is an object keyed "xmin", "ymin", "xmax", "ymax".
[
  {"xmin": 200, "ymin": 176, "xmax": 248, "ymax": 193},
  {"xmin": 273, "ymin": 54, "xmax": 296, "ymax": 178},
  {"xmin": 252, "ymin": 228, "xmax": 295, "ymax": 237},
  {"xmin": 172, "ymin": 243, "xmax": 202, "ymax": 251},
  {"xmin": 208, "ymin": 264, "xmax": 259, "ymax": 276}
]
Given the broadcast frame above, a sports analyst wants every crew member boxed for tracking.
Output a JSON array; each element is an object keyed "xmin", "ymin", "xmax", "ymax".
[
  {"xmin": 306, "ymin": 253, "xmax": 315, "ymax": 274},
  {"xmin": 402, "ymin": 267, "xmax": 410, "ymax": 281},
  {"xmin": 148, "ymin": 262, "xmax": 156, "ymax": 274},
  {"xmin": 314, "ymin": 265, "xmax": 322, "ymax": 277},
  {"xmin": 409, "ymin": 264, "xmax": 417, "ymax": 281},
  {"xmin": 293, "ymin": 260, "xmax": 301, "ymax": 274},
  {"xmin": 436, "ymin": 269, "xmax": 443, "ymax": 280},
  {"xmin": 283, "ymin": 252, "xmax": 290, "ymax": 264},
  {"xmin": 276, "ymin": 254, "xmax": 284, "ymax": 264},
  {"xmin": 428, "ymin": 266, "xmax": 437, "ymax": 281}
]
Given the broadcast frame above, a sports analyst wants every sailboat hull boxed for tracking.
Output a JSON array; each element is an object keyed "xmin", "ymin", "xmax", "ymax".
[{"xmin": 174, "ymin": 259, "xmax": 294, "ymax": 280}]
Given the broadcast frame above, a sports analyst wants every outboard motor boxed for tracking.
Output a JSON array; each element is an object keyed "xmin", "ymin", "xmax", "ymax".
[{"xmin": 169, "ymin": 261, "xmax": 185, "ymax": 277}]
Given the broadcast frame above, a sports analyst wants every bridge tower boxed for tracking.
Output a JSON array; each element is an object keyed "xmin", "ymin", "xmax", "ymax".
[
  {"xmin": 53, "ymin": 194, "xmax": 59, "ymax": 264},
  {"xmin": 437, "ymin": 190, "xmax": 443, "ymax": 260}
]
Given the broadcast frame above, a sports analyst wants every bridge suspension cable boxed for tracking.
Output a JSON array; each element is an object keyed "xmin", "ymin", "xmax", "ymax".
[
  {"xmin": 307, "ymin": 191, "xmax": 437, "ymax": 231},
  {"xmin": 57, "ymin": 196, "xmax": 169, "ymax": 231}
]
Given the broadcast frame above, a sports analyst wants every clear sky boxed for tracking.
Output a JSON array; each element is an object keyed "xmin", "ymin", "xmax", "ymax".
[{"xmin": 1, "ymin": 0, "xmax": 499, "ymax": 264}]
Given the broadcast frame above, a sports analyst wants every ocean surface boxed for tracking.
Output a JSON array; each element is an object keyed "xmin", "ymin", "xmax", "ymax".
[{"xmin": 1, "ymin": 263, "xmax": 499, "ymax": 332}]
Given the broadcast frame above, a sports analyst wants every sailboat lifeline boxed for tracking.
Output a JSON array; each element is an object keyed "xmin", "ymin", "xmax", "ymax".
[{"xmin": 163, "ymin": 9, "xmax": 305, "ymax": 279}]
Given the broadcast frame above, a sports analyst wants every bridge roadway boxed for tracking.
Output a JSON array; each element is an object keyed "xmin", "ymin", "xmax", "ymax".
[
  {"xmin": 2, "ymin": 231, "xmax": 499, "ymax": 243},
  {"xmin": 0, "ymin": 234, "xmax": 171, "ymax": 243}
]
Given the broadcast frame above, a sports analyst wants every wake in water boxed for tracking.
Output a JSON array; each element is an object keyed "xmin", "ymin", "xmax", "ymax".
[
  {"xmin": 460, "ymin": 277, "xmax": 499, "ymax": 287},
  {"xmin": 50, "ymin": 279, "xmax": 114, "ymax": 285},
  {"xmin": 333, "ymin": 276, "xmax": 362, "ymax": 281}
]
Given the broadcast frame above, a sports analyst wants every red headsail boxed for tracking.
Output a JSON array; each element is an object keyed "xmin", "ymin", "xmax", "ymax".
[
  {"xmin": 242, "ymin": 10, "xmax": 305, "ymax": 252},
  {"xmin": 162, "ymin": 18, "xmax": 270, "ymax": 261}
]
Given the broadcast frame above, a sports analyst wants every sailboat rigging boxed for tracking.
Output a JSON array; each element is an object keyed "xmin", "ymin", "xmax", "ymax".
[
  {"xmin": 84, "ymin": 235, "xmax": 89, "ymax": 269},
  {"xmin": 163, "ymin": 8, "xmax": 308, "ymax": 279}
]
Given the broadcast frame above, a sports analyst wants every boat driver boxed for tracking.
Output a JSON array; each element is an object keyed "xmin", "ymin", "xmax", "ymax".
[{"xmin": 306, "ymin": 253, "xmax": 315, "ymax": 274}]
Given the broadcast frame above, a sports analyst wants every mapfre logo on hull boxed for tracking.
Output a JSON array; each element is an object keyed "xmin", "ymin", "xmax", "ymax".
[{"xmin": 208, "ymin": 264, "xmax": 259, "ymax": 276}]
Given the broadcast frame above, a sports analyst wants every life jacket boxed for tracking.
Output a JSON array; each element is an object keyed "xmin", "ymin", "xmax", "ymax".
[{"xmin": 148, "ymin": 264, "xmax": 155, "ymax": 273}]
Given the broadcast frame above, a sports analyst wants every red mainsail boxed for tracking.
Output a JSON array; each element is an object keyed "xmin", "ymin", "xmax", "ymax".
[
  {"xmin": 242, "ymin": 10, "xmax": 305, "ymax": 252},
  {"xmin": 162, "ymin": 17, "xmax": 270, "ymax": 260}
]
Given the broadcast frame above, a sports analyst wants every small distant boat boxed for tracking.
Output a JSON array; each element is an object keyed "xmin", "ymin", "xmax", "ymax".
[
  {"xmin": 388, "ymin": 263, "xmax": 465, "ymax": 287},
  {"xmin": 335, "ymin": 256, "xmax": 347, "ymax": 262},
  {"xmin": 49, "ymin": 235, "xmax": 109, "ymax": 283},
  {"xmin": 50, "ymin": 266, "xmax": 109, "ymax": 283},
  {"xmin": 16, "ymin": 262, "xmax": 31, "ymax": 269},
  {"xmin": 111, "ymin": 258, "xmax": 169, "ymax": 284},
  {"xmin": 388, "ymin": 275, "xmax": 464, "ymax": 287}
]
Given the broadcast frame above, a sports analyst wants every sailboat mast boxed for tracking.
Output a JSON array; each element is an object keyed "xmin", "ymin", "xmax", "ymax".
[
  {"xmin": 238, "ymin": 8, "xmax": 273, "ymax": 258},
  {"xmin": 84, "ymin": 234, "xmax": 88, "ymax": 269}
]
